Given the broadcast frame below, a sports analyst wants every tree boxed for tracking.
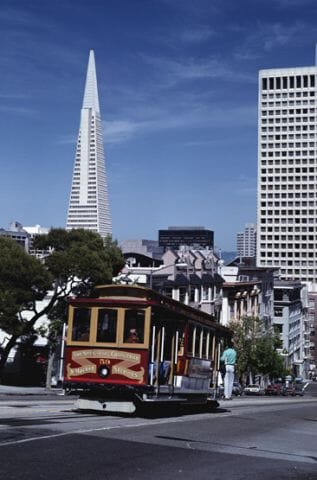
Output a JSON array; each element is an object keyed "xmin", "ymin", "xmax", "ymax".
[
  {"xmin": 229, "ymin": 316, "xmax": 286, "ymax": 384},
  {"xmin": 0, "ymin": 237, "xmax": 52, "ymax": 377},
  {"xmin": 0, "ymin": 229, "xmax": 124, "ymax": 382},
  {"xmin": 229, "ymin": 316, "xmax": 257, "ymax": 384}
]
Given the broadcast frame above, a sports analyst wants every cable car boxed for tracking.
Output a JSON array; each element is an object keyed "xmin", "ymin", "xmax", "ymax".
[{"xmin": 63, "ymin": 285, "xmax": 231, "ymax": 413}]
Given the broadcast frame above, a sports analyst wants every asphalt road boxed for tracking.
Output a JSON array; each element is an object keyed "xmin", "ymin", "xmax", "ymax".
[{"xmin": 0, "ymin": 394, "xmax": 316, "ymax": 480}]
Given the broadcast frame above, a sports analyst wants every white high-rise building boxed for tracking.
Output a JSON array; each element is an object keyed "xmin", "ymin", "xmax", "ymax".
[
  {"xmin": 66, "ymin": 50, "xmax": 112, "ymax": 237},
  {"xmin": 237, "ymin": 223, "xmax": 256, "ymax": 258},
  {"xmin": 257, "ymin": 66, "xmax": 317, "ymax": 282}
]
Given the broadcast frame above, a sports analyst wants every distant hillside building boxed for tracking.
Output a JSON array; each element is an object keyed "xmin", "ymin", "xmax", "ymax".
[
  {"xmin": 120, "ymin": 239, "xmax": 164, "ymax": 259},
  {"xmin": 236, "ymin": 223, "xmax": 256, "ymax": 258},
  {"xmin": 0, "ymin": 221, "xmax": 30, "ymax": 251},
  {"xmin": 273, "ymin": 280, "xmax": 309, "ymax": 378},
  {"xmin": 159, "ymin": 227, "xmax": 214, "ymax": 251}
]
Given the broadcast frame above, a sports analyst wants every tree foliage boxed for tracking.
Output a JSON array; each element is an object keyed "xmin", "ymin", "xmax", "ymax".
[
  {"xmin": 34, "ymin": 229, "xmax": 124, "ymax": 292},
  {"xmin": 0, "ymin": 237, "xmax": 52, "ymax": 336},
  {"xmin": 229, "ymin": 316, "xmax": 286, "ymax": 383},
  {"xmin": 0, "ymin": 229, "xmax": 124, "ymax": 380}
]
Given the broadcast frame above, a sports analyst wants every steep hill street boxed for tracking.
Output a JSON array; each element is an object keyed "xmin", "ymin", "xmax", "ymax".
[{"xmin": 0, "ymin": 384, "xmax": 316, "ymax": 479}]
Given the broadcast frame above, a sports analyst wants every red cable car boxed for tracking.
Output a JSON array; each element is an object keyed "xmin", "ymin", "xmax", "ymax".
[{"xmin": 64, "ymin": 285, "xmax": 231, "ymax": 413}]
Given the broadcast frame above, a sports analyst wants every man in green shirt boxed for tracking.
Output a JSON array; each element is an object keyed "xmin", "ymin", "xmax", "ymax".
[{"xmin": 220, "ymin": 339, "xmax": 237, "ymax": 400}]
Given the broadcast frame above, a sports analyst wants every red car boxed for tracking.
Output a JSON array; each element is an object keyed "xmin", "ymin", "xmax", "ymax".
[{"xmin": 265, "ymin": 383, "xmax": 283, "ymax": 395}]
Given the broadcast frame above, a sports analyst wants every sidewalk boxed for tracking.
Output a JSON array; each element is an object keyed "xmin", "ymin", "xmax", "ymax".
[
  {"xmin": 0, "ymin": 384, "xmax": 64, "ymax": 396},
  {"xmin": 218, "ymin": 393, "xmax": 316, "ymax": 408}
]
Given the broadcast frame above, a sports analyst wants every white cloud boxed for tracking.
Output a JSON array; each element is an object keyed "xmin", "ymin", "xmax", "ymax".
[
  {"xmin": 0, "ymin": 93, "xmax": 28, "ymax": 99},
  {"xmin": 178, "ymin": 26, "xmax": 216, "ymax": 44},
  {"xmin": 104, "ymin": 120, "xmax": 145, "ymax": 144},
  {"xmin": 234, "ymin": 21, "xmax": 306, "ymax": 60},
  {"xmin": 141, "ymin": 54, "xmax": 255, "ymax": 86},
  {"xmin": 56, "ymin": 134, "xmax": 77, "ymax": 145},
  {"xmin": 0, "ymin": 105, "xmax": 36, "ymax": 116},
  {"xmin": 103, "ymin": 104, "xmax": 257, "ymax": 145}
]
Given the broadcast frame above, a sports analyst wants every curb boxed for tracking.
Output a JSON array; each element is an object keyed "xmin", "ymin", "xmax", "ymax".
[{"xmin": 0, "ymin": 387, "xmax": 64, "ymax": 396}]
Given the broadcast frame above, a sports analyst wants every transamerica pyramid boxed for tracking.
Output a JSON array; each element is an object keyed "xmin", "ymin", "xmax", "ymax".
[{"xmin": 66, "ymin": 50, "xmax": 112, "ymax": 237}]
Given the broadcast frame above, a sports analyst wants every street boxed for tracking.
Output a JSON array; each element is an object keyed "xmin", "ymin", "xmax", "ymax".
[{"xmin": 0, "ymin": 389, "xmax": 316, "ymax": 479}]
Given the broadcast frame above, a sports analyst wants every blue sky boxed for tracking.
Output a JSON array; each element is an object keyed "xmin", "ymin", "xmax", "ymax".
[{"xmin": 1, "ymin": 0, "xmax": 317, "ymax": 249}]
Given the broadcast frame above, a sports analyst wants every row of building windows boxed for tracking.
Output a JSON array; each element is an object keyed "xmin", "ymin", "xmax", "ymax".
[
  {"xmin": 262, "ymin": 176, "xmax": 317, "ymax": 181},
  {"xmin": 262, "ymin": 165, "xmax": 317, "ymax": 171},
  {"xmin": 262, "ymin": 146, "xmax": 317, "ymax": 150},
  {"xmin": 262, "ymin": 105, "xmax": 316, "ymax": 111},
  {"xmin": 262, "ymin": 136, "xmax": 316, "ymax": 142},
  {"xmin": 263, "ymin": 89, "xmax": 315, "ymax": 98},
  {"xmin": 262, "ymin": 75, "xmax": 315, "ymax": 90},
  {"xmin": 262, "ymin": 204, "xmax": 317, "ymax": 209},
  {"xmin": 261, "ymin": 218, "xmax": 316, "ymax": 225},
  {"xmin": 262, "ymin": 119, "xmax": 317, "ymax": 126},
  {"xmin": 261, "ymin": 244, "xmax": 317, "ymax": 250},
  {"xmin": 262, "ymin": 122, "xmax": 317, "ymax": 129},
  {"xmin": 262, "ymin": 92, "xmax": 315, "ymax": 101},
  {"xmin": 261, "ymin": 212, "xmax": 317, "ymax": 217},
  {"xmin": 67, "ymin": 215, "xmax": 98, "ymax": 218},
  {"xmin": 67, "ymin": 221, "xmax": 98, "ymax": 226},
  {"xmin": 262, "ymin": 127, "xmax": 316, "ymax": 134},
  {"xmin": 69, "ymin": 200, "xmax": 98, "ymax": 205},
  {"xmin": 262, "ymin": 100, "xmax": 315, "ymax": 107},
  {"xmin": 262, "ymin": 160, "xmax": 317, "ymax": 167},
  {"xmin": 262, "ymin": 186, "xmax": 317, "ymax": 192},
  {"xmin": 262, "ymin": 172, "xmax": 317, "ymax": 177},
  {"xmin": 262, "ymin": 125, "xmax": 316, "ymax": 132},
  {"xmin": 262, "ymin": 119, "xmax": 316, "ymax": 126},
  {"xmin": 260, "ymin": 225, "xmax": 316, "ymax": 231},
  {"xmin": 260, "ymin": 255, "xmax": 317, "ymax": 263},
  {"xmin": 260, "ymin": 235, "xmax": 317, "ymax": 242},
  {"xmin": 261, "ymin": 193, "xmax": 317, "ymax": 199},
  {"xmin": 262, "ymin": 152, "xmax": 317, "ymax": 158},
  {"xmin": 263, "ymin": 108, "xmax": 315, "ymax": 114}
]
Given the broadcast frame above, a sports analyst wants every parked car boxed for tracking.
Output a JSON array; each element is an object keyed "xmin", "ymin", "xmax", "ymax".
[
  {"xmin": 282, "ymin": 385, "xmax": 296, "ymax": 396},
  {"xmin": 244, "ymin": 384, "xmax": 262, "ymax": 395},
  {"xmin": 265, "ymin": 383, "xmax": 283, "ymax": 395},
  {"xmin": 232, "ymin": 382, "xmax": 243, "ymax": 396}
]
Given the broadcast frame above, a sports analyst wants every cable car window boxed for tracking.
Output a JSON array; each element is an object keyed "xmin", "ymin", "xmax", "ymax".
[
  {"xmin": 96, "ymin": 309, "xmax": 117, "ymax": 343},
  {"xmin": 202, "ymin": 329, "xmax": 208, "ymax": 359},
  {"xmin": 72, "ymin": 308, "xmax": 91, "ymax": 341},
  {"xmin": 190, "ymin": 286, "xmax": 195, "ymax": 302},
  {"xmin": 187, "ymin": 324, "xmax": 194, "ymax": 355},
  {"xmin": 179, "ymin": 287, "xmax": 186, "ymax": 303},
  {"xmin": 124, "ymin": 309, "xmax": 145, "ymax": 343},
  {"xmin": 195, "ymin": 326, "xmax": 202, "ymax": 357},
  {"xmin": 208, "ymin": 333, "xmax": 214, "ymax": 359},
  {"xmin": 178, "ymin": 331, "xmax": 185, "ymax": 356}
]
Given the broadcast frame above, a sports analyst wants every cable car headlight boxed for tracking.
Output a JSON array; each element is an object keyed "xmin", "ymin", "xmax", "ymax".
[{"xmin": 98, "ymin": 366, "xmax": 109, "ymax": 378}]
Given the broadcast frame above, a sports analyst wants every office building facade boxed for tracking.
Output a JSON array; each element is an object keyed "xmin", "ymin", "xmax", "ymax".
[
  {"xmin": 257, "ymin": 66, "xmax": 317, "ymax": 282},
  {"xmin": 159, "ymin": 227, "xmax": 214, "ymax": 251},
  {"xmin": 237, "ymin": 223, "xmax": 256, "ymax": 258},
  {"xmin": 66, "ymin": 50, "xmax": 112, "ymax": 237}
]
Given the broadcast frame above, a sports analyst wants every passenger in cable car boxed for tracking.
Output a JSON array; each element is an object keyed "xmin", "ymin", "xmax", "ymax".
[{"xmin": 125, "ymin": 328, "xmax": 141, "ymax": 343}]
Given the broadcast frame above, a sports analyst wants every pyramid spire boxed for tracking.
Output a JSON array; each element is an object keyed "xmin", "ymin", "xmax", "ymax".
[
  {"xmin": 82, "ymin": 50, "xmax": 100, "ymax": 112},
  {"xmin": 66, "ymin": 50, "xmax": 112, "ymax": 237}
]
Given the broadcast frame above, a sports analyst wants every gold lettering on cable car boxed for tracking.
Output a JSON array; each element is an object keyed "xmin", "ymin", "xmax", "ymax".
[{"xmin": 67, "ymin": 349, "xmax": 144, "ymax": 382}]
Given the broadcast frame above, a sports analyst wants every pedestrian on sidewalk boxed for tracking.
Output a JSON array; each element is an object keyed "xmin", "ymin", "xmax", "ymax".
[{"xmin": 221, "ymin": 339, "xmax": 237, "ymax": 400}]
